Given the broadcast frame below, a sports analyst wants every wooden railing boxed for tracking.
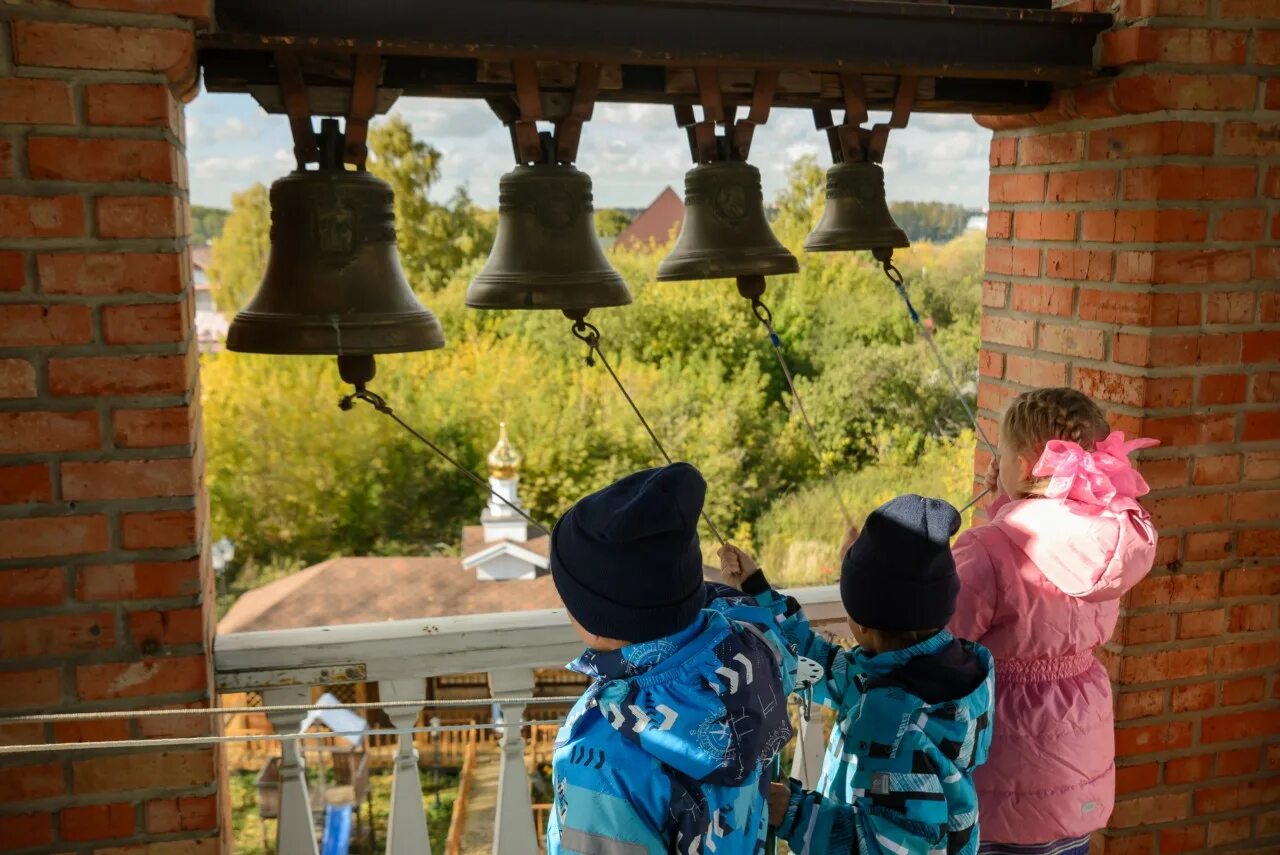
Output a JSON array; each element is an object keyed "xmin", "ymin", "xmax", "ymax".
[
  {"xmin": 213, "ymin": 586, "xmax": 844, "ymax": 855},
  {"xmin": 444, "ymin": 742, "xmax": 478, "ymax": 855}
]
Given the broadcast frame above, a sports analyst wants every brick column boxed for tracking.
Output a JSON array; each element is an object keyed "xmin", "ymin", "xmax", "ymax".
[
  {"xmin": 977, "ymin": 2, "xmax": 1278, "ymax": 851},
  {"xmin": 0, "ymin": 2, "xmax": 221, "ymax": 853}
]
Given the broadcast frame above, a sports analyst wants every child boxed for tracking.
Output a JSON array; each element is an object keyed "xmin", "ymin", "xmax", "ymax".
[
  {"xmin": 721, "ymin": 494, "xmax": 995, "ymax": 855},
  {"xmin": 950, "ymin": 387, "xmax": 1158, "ymax": 855},
  {"xmin": 545, "ymin": 462, "xmax": 796, "ymax": 855}
]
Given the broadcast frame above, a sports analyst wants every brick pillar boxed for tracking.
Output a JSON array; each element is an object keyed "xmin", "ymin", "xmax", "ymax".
[
  {"xmin": 977, "ymin": 2, "xmax": 1278, "ymax": 851},
  {"xmin": 0, "ymin": 3, "xmax": 222, "ymax": 853}
]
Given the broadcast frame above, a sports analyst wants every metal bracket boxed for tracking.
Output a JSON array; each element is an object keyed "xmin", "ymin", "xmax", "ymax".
[
  {"xmin": 276, "ymin": 50, "xmax": 319, "ymax": 169},
  {"xmin": 674, "ymin": 68, "xmax": 776, "ymax": 164},
  {"xmin": 343, "ymin": 52, "xmax": 381, "ymax": 168},
  {"xmin": 813, "ymin": 74, "xmax": 915, "ymax": 164},
  {"xmin": 499, "ymin": 61, "xmax": 599, "ymax": 165}
]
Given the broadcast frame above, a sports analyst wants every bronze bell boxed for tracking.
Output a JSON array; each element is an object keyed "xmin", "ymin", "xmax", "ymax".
[
  {"xmin": 657, "ymin": 161, "xmax": 797, "ymax": 282},
  {"xmin": 466, "ymin": 163, "xmax": 631, "ymax": 312},
  {"xmin": 227, "ymin": 131, "xmax": 444, "ymax": 355},
  {"xmin": 804, "ymin": 161, "xmax": 909, "ymax": 253}
]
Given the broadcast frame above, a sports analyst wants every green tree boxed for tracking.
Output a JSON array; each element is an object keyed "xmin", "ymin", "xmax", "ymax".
[
  {"xmin": 368, "ymin": 114, "xmax": 495, "ymax": 292},
  {"xmin": 888, "ymin": 201, "xmax": 973, "ymax": 244},
  {"xmin": 192, "ymin": 205, "xmax": 229, "ymax": 245},
  {"xmin": 594, "ymin": 208, "xmax": 633, "ymax": 238},
  {"xmin": 207, "ymin": 184, "xmax": 270, "ymax": 314}
]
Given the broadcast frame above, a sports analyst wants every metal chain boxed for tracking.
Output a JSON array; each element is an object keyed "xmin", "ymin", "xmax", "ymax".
[
  {"xmin": 570, "ymin": 319, "xmax": 727, "ymax": 546},
  {"xmin": 748, "ymin": 298, "xmax": 856, "ymax": 531},
  {"xmin": 0, "ymin": 693, "xmax": 583, "ymax": 726},
  {"xmin": 340, "ymin": 387, "xmax": 553, "ymax": 537}
]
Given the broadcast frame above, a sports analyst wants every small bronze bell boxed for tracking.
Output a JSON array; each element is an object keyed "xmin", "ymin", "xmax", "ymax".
[
  {"xmin": 227, "ymin": 122, "xmax": 444, "ymax": 356},
  {"xmin": 466, "ymin": 163, "xmax": 631, "ymax": 312},
  {"xmin": 804, "ymin": 162, "xmax": 909, "ymax": 253},
  {"xmin": 657, "ymin": 161, "xmax": 797, "ymax": 282}
]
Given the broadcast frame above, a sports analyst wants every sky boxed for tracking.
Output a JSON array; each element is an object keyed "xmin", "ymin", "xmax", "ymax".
[{"xmin": 186, "ymin": 90, "xmax": 992, "ymax": 213}]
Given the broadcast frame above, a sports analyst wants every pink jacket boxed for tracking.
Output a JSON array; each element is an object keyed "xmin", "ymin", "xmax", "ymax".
[{"xmin": 949, "ymin": 487, "xmax": 1157, "ymax": 844}]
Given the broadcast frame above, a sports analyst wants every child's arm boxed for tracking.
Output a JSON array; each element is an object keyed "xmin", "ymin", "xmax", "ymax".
[
  {"xmin": 719, "ymin": 544, "xmax": 855, "ymax": 710},
  {"xmin": 771, "ymin": 779, "xmax": 856, "ymax": 855},
  {"xmin": 948, "ymin": 529, "xmax": 999, "ymax": 642}
]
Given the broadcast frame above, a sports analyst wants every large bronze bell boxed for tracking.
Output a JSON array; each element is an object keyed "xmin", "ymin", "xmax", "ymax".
[
  {"xmin": 227, "ymin": 130, "xmax": 444, "ymax": 355},
  {"xmin": 804, "ymin": 161, "xmax": 909, "ymax": 253},
  {"xmin": 657, "ymin": 161, "xmax": 797, "ymax": 282},
  {"xmin": 466, "ymin": 164, "xmax": 630, "ymax": 312}
]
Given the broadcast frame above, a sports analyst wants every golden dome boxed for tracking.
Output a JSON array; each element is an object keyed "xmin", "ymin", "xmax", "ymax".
[{"xmin": 488, "ymin": 422, "xmax": 522, "ymax": 479}]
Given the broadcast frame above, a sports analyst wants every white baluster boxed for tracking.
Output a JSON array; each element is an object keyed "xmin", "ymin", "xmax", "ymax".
[
  {"xmin": 263, "ymin": 686, "xmax": 319, "ymax": 855},
  {"xmin": 380, "ymin": 679, "xmax": 431, "ymax": 855},
  {"xmin": 790, "ymin": 712, "xmax": 826, "ymax": 790},
  {"xmin": 489, "ymin": 668, "xmax": 537, "ymax": 855}
]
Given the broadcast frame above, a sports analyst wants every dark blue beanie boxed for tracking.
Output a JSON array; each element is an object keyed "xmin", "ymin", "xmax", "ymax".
[
  {"xmin": 841, "ymin": 494, "xmax": 962, "ymax": 632},
  {"xmin": 551, "ymin": 462, "xmax": 707, "ymax": 643}
]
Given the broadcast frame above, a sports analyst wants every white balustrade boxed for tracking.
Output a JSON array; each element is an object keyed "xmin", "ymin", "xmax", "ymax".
[
  {"xmin": 380, "ymin": 679, "xmax": 431, "ymax": 855},
  {"xmin": 488, "ymin": 667, "xmax": 539, "ymax": 855},
  {"xmin": 790, "ymin": 713, "xmax": 827, "ymax": 790},
  {"xmin": 263, "ymin": 685, "xmax": 320, "ymax": 855}
]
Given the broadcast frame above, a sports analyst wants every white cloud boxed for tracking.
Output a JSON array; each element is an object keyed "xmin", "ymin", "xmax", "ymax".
[{"xmin": 212, "ymin": 116, "xmax": 260, "ymax": 141}]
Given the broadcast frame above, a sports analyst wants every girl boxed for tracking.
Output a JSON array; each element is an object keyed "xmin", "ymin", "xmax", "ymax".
[{"xmin": 950, "ymin": 387, "xmax": 1159, "ymax": 855}]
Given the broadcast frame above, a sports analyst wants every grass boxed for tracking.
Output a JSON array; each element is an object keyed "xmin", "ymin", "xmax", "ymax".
[{"xmin": 229, "ymin": 765, "xmax": 458, "ymax": 855}]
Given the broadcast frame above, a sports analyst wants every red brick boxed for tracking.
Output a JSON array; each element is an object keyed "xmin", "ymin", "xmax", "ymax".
[
  {"xmin": 136, "ymin": 701, "xmax": 213, "ymax": 740},
  {"xmin": 1235, "ymin": 490, "xmax": 1280, "ymax": 522},
  {"xmin": 49, "ymin": 355, "xmax": 189, "ymax": 397},
  {"xmin": 121, "ymin": 509, "xmax": 198, "ymax": 550},
  {"xmin": 1204, "ymin": 713, "xmax": 1278, "ymax": 750},
  {"xmin": 1214, "ymin": 640, "xmax": 1280, "ymax": 674},
  {"xmin": 0, "ymin": 669, "xmax": 62, "ymax": 711},
  {"xmin": 96, "ymin": 196, "xmax": 182, "ymax": 239},
  {"xmin": 0, "ymin": 252, "xmax": 24, "ymax": 292},
  {"xmin": 127, "ymin": 608, "xmax": 204, "ymax": 650},
  {"xmin": 1222, "ymin": 122, "xmax": 1280, "ymax": 158},
  {"xmin": 1193, "ymin": 452, "xmax": 1241, "ymax": 484},
  {"xmin": 1102, "ymin": 28, "xmax": 1247, "ymax": 66},
  {"xmin": 53, "ymin": 718, "xmax": 129, "ymax": 745},
  {"xmin": 1194, "ymin": 777, "xmax": 1280, "ymax": 815},
  {"xmin": 65, "ymin": 0, "xmax": 209, "ymax": 17},
  {"xmin": 1208, "ymin": 817, "xmax": 1252, "ymax": 847},
  {"xmin": 1039, "ymin": 323, "xmax": 1105, "ymax": 359},
  {"xmin": 1148, "ymin": 492, "xmax": 1228, "ymax": 528},
  {"xmin": 1253, "ymin": 372, "xmax": 1280, "ymax": 403},
  {"xmin": 73, "ymin": 751, "xmax": 216, "ymax": 798},
  {"xmin": 1124, "ymin": 165, "xmax": 1258, "ymax": 201},
  {"xmin": 0, "ymin": 762, "xmax": 65, "ymax": 803},
  {"xmin": 1014, "ymin": 210, "xmax": 1077, "ymax": 241},
  {"xmin": 76, "ymin": 561, "xmax": 202, "ymax": 602},
  {"xmin": 1114, "ymin": 73, "xmax": 1256, "ymax": 113},
  {"xmin": 1167, "ymin": 754, "xmax": 1214, "ymax": 785},
  {"xmin": 1116, "ymin": 762, "xmax": 1159, "ymax": 795},
  {"xmin": 981, "ymin": 316, "xmax": 1035, "ymax": 348},
  {"xmin": 1047, "ymin": 170, "xmax": 1118, "ymax": 203},
  {"xmin": 60, "ymin": 802, "xmax": 134, "ymax": 841},
  {"xmin": 1158, "ymin": 826, "xmax": 1206, "ymax": 855},
  {"xmin": 0, "ymin": 195, "xmax": 85, "ymax": 238},
  {"xmin": 1228, "ymin": 604, "xmax": 1274, "ymax": 634},
  {"xmin": 1111, "ymin": 792, "xmax": 1191, "ymax": 828},
  {"xmin": 1240, "ymin": 528, "xmax": 1280, "ymax": 558},
  {"xmin": 1177, "ymin": 608, "xmax": 1225, "ymax": 640},
  {"xmin": 112, "ymin": 406, "xmax": 196, "ymax": 449},
  {"xmin": 0, "ymin": 78, "xmax": 74, "ymax": 124},
  {"xmin": 1079, "ymin": 289, "xmax": 1152, "ymax": 325},
  {"xmin": 985, "ymin": 245, "xmax": 1041, "ymax": 277},
  {"xmin": 1121, "ymin": 612, "xmax": 1172, "ymax": 645},
  {"xmin": 0, "ymin": 138, "xmax": 11, "ymax": 180},
  {"xmin": 1243, "ymin": 331, "xmax": 1280, "ymax": 364},
  {"xmin": 1185, "ymin": 530, "xmax": 1233, "ymax": 562},
  {"xmin": 0, "ymin": 358, "xmax": 36, "ymax": 400},
  {"xmin": 1019, "ymin": 132, "xmax": 1083, "ymax": 166},
  {"xmin": 143, "ymin": 795, "xmax": 218, "ymax": 834},
  {"xmin": 0, "ymin": 567, "xmax": 66, "ymax": 609},
  {"xmin": 0, "ymin": 304, "xmax": 93, "ymax": 347},
  {"xmin": 1137, "ymin": 457, "xmax": 1188, "ymax": 491},
  {"xmin": 0, "ymin": 814, "xmax": 53, "ymax": 849},
  {"xmin": 28, "ymin": 138, "xmax": 178, "ymax": 183},
  {"xmin": 989, "ymin": 173, "xmax": 1045, "ymax": 203},
  {"xmin": 37, "ymin": 252, "xmax": 185, "ymax": 295},
  {"xmin": 989, "ymin": 138, "xmax": 1016, "ymax": 167},
  {"xmin": 1171, "ymin": 681, "xmax": 1217, "ymax": 713},
  {"xmin": 1045, "ymin": 249, "xmax": 1112, "ymax": 282},
  {"xmin": 1222, "ymin": 676, "xmax": 1267, "ymax": 705},
  {"xmin": 1011, "ymin": 283, "xmax": 1072, "ymax": 317},
  {"xmin": 1143, "ymin": 413, "xmax": 1236, "ymax": 448},
  {"xmin": 1151, "ymin": 292, "xmax": 1200, "ymax": 327},
  {"xmin": 1216, "ymin": 208, "xmax": 1267, "ymax": 242},
  {"xmin": 75, "ymin": 655, "xmax": 207, "ymax": 701},
  {"xmin": 1005, "ymin": 354, "xmax": 1067, "ymax": 387},
  {"xmin": 86, "ymin": 83, "xmax": 178, "ymax": 129},
  {"xmin": 103, "ymin": 302, "xmax": 186, "ymax": 344},
  {"xmin": 0, "ymin": 411, "xmax": 99, "ymax": 455},
  {"xmin": 986, "ymin": 211, "xmax": 1012, "ymax": 240},
  {"xmin": 62, "ymin": 459, "xmax": 195, "ymax": 502},
  {"xmin": 1245, "ymin": 453, "xmax": 1280, "ymax": 482},
  {"xmin": 1140, "ymin": 333, "xmax": 1241, "ymax": 368},
  {"xmin": 0, "ymin": 515, "xmax": 109, "ymax": 561},
  {"xmin": 0, "ymin": 463, "xmax": 52, "ymax": 505},
  {"xmin": 978, "ymin": 350, "xmax": 1004, "ymax": 379},
  {"xmin": 1260, "ymin": 29, "xmax": 1280, "ymax": 64},
  {"xmin": 1130, "ymin": 571, "xmax": 1220, "ymax": 608},
  {"xmin": 1116, "ymin": 688, "xmax": 1165, "ymax": 721},
  {"xmin": 12, "ymin": 21, "xmax": 192, "ymax": 76},
  {"xmin": 1120, "ymin": 649, "xmax": 1209, "ymax": 684},
  {"xmin": 1075, "ymin": 367, "xmax": 1148, "ymax": 408},
  {"xmin": 1081, "ymin": 208, "xmax": 1208, "ymax": 243},
  {"xmin": 1087, "ymin": 121, "xmax": 1214, "ymax": 161},
  {"xmin": 1259, "ymin": 247, "xmax": 1280, "ymax": 280},
  {"xmin": 1207, "ymin": 291, "xmax": 1256, "ymax": 325},
  {"xmin": 0, "ymin": 612, "xmax": 115, "ymax": 659},
  {"xmin": 1244, "ymin": 411, "xmax": 1280, "ymax": 442},
  {"xmin": 1093, "ymin": 833, "xmax": 1155, "ymax": 855},
  {"xmin": 982, "ymin": 280, "xmax": 1008, "ymax": 308}
]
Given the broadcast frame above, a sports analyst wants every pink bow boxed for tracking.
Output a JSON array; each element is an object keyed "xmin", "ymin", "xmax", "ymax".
[{"xmin": 1033, "ymin": 431, "xmax": 1160, "ymax": 509}]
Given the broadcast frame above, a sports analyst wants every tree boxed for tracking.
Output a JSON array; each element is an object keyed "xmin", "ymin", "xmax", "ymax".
[
  {"xmin": 207, "ymin": 184, "xmax": 270, "ymax": 314},
  {"xmin": 888, "ymin": 201, "xmax": 973, "ymax": 244},
  {"xmin": 368, "ymin": 114, "xmax": 495, "ymax": 292},
  {"xmin": 192, "ymin": 205, "xmax": 228, "ymax": 245},
  {"xmin": 594, "ymin": 208, "xmax": 633, "ymax": 238}
]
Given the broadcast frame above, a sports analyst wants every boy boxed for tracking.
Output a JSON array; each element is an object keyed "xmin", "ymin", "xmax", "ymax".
[
  {"xmin": 546, "ymin": 462, "xmax": 796, "ymax": 855},
  {"xmin": 720, "ymin": 494, "xmax": 995, "ymax": 855}
]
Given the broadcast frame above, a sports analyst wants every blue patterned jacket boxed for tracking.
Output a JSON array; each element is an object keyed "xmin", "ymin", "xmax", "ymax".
[
  {"xmin": 749, "ymin": 583, "xmax": 994, "ymax": 855},
  {"xmin": 546, "ymin": 584, "xmax": 797, "ymax": 855}
]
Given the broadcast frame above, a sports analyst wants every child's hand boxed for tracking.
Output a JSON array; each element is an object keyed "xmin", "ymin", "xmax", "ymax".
[
  {"xmin": 984, "ymin": 455, "xmax": 1003, "ymax": 497},
  {"xmin": 717, "ymin": 543, "xmax": 760, "ymax": 589},
  {"xmin": 767, "ymin": 782, "xmax": 791, "ymax": 828},
  {"xmin": 838, "ymin": 524, "xmax": 860, "ymax": 560}
]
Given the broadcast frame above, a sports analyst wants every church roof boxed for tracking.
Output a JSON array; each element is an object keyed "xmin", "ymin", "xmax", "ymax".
[{"xmin": 613, "ymin": 187, "xmax": 684, "ymax": 251}]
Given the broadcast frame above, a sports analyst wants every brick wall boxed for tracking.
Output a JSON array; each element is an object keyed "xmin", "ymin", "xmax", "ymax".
[
  {"xmin": 0, "ymin": 2, "xmax": 221, "ymax": 853},
  {"xmin": 978, "ymin": 2, "xmax": 1279, "ymax": 851}
]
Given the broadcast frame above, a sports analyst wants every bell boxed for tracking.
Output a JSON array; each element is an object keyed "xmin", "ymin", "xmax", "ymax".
[
  {"xmin": 227, "ymin": 144, "xmax": 444, "ymax": 356},
  {"xmin": 657, "ymin": 161, "xmax": 797, "ymax": 282},
  {"xmin": 466, "ymin": 163, "xmax": 631, "ymax": 312},
  {"xmin": 804, "ymin": 162, "xmax": 909, "ymax": 253}
]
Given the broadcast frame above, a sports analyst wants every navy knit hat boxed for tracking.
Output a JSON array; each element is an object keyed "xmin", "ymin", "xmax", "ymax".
[
  {"xmin": 841, "ymin": 494, "xmax": 962, "ymax": 632},
  {"xmin": 551, "ymin": 462, "xmax": 708, "ymax": 643}
]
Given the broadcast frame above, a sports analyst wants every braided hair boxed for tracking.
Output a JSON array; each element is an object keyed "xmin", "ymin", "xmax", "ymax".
[{"xmin": 1001, "ymin": 387, "xmax": 1110, "ymax": 497}]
